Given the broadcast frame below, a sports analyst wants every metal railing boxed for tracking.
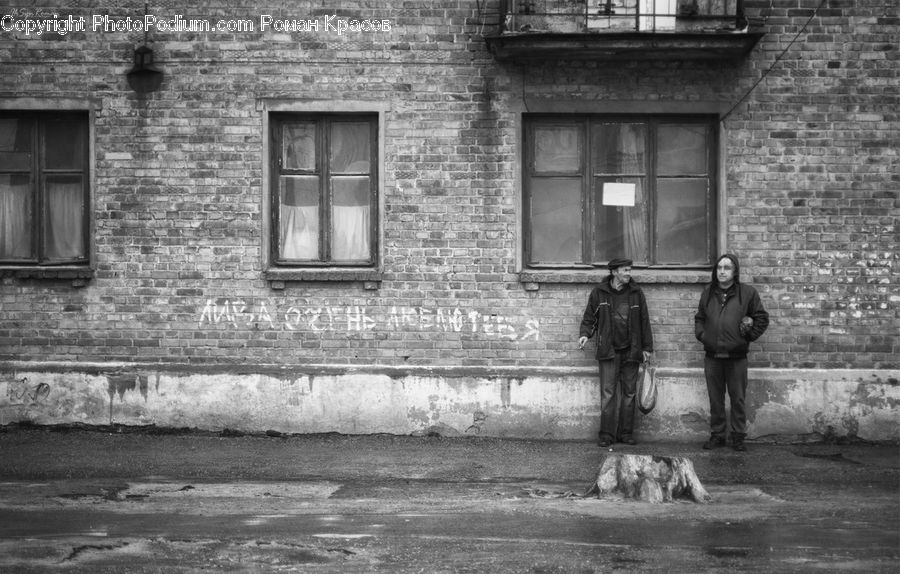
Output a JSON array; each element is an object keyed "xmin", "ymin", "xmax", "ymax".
[{"xmin": 498, "ymin": 0, "xmax": 747, "ymax": 34}]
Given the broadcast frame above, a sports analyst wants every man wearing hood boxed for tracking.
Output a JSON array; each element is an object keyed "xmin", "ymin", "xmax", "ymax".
[
  {"xmin": 579, "ymin": 258, "xmax": 653, "ymax": 448},
  {"xmin": 694, "ymin": 254, "xmax": 769, "ymax": 452}
]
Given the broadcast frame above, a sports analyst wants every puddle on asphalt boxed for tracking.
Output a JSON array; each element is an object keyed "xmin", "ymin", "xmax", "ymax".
[
  {"xmin": 121, "ymin": 481, "xmax": 343, "ymax": 499},
  {"xmin": 47, "ymin": 481, "xmax": 343, "ymax": 503},
  {"xmin": 795, "ymin": 452, "xmax": 862, "ymax": 465}
]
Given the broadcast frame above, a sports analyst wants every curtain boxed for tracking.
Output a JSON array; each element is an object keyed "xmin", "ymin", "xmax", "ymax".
[
  {"xmin": 45, "ymin": 179, "xmax": 84, "ymax": 260},
  {"xmin": 279, "ymin": 205, "xmax": 369, "ymax": 261},
  {"xmin": 618, "ymin": 125, "xmax": 648, "ymax": 261},
  {"xmin": 623, "ymin": 180, "xmax": 648, "ymax": 260},
  {"xmin": 333, "ymin": 205, "xmax": 369, "ymax": 261},
  {"xmin": 0, "ymin": 181, "xmax": 30, "ymax": 259},
  {"xmin": 280, "ymin": 205, "xmax": 318, "ymax": 260}
]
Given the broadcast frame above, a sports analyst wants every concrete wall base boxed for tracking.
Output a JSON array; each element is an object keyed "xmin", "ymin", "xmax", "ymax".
[{"xmin": 1, "ymin": 362, "xmax": 897, "ymax": 442}]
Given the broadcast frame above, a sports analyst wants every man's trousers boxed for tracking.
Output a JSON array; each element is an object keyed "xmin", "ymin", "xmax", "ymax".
[
  {"xmin": 704, "ymin": 356, "xmax": 749, "ymax": 439},
  {"xmin": 598, "ymin": 350, "xmax": 639, "ymax": 441}
]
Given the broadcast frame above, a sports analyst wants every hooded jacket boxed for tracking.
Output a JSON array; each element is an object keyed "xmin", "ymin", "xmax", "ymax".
[
  {"xmin": 694, "ymin": 254, "xmax": 769, "ymax": 359},
  {"xmin": 579, "ymin": 277, "xmax": 653, "ymax": 362}
]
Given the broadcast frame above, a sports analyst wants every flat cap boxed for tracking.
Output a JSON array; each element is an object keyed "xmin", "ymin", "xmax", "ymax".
[{"xmin": 608, "ymin": 257, "xmax": 633, "ymax": 270}]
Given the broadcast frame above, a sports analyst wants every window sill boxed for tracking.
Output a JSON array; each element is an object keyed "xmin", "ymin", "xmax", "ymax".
[
  {"xmin": 519, "ymin": 268, "xmax": 710, "ymax": 289},
  {"xmin": 0, "ymin": 266, "xmax": 93, "ymax": 287},
  {"xmin": 264, "ymin": 268, "xmax": 383, "ymax": 290}
]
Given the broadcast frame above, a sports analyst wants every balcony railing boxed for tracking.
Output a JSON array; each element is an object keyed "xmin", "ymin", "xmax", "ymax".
[
  {"xmin": 498, "ymin": 0, "xmax": 747, "ymax": 34},
  {"xmin": 483, "ymin": 0, "xmax": 762, "ymax": 61}
]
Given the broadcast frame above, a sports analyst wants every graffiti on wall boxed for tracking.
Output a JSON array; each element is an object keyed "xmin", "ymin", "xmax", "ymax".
[
  {"xmin": 4, "ymin": 377, "xmax": 51, "ymax": 406},
  {"xmin": 199, "ymin": 300, "xmax": 541, "ymax": 341}
]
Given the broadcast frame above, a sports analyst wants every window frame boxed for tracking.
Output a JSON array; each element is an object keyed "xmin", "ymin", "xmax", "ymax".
[
  {"xmin": 269, "ymin": 112, "xmax": 379, "ymax": 268},
  {"xmin": 0, "ymin": 111, "xmax": 90, "ymax": 267},
  {"xmin": 523, "ymin": 113, "xmax": 718, "ymax": 270}
]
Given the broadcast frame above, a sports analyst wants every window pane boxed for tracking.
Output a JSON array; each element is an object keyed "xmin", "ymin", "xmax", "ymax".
[
  {"xmin": 331, "ymin": 176, "xmax": 371, "ymax": 261},
  {"xmin": 283, "ymin": 123, "xmax": 316, "ymax": 170},
  {"xmin": 44, "ymin": 175, "xmax": 84, "ymax": 260},
  {"xmin": 658, "ymin": 124, "xmax": 707, "ymax": 175},
  {"xmin": 598, "ymin": 0, "xmax": 637, "ymax": 25},
  {"xmin": 0, "ymin": 118, "xmax": 32, "ymax": 171},
  {"xmin": 656, "ymin": 178, "xmax": 710, "ymax": 264},
  {"xmin": 529, "ymin": 177, "xmax": 582, "ymax": 263},
  {"xmin": 0, "ymin": 174, "xmax": 32, "ymax": 259},
  {"xmin": 533, "ymin": 126, "xmax": 581, "ymax": 173},
  {"xmin": 640, "ymin": 0, "xmax": 676, "ymax": 30},
  {"xmin": 279, "ymin": 175, "xmax": 319, "ymax": 260},
  {"xmin": 591, "ymin": 177, "xmax": 648, "ymax": 263},
  {"xmin": 330, "ymin": 122, "xmax": 371, "ymax": 173},
  {"xmin": 44, "ymin": 119, "xmax": 85, "ymax": 170},
  {"xmin": 592, "ymin": 123, "xmax": 646, "ymax": 174}
]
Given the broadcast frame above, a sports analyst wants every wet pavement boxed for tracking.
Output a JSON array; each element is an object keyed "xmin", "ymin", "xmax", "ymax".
[{"xmin": 0, "ymin": 427, "xmax": 897, "ymax": 573}]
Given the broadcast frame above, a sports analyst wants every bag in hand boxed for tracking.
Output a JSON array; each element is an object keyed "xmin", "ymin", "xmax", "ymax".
[{"xmin": 637, "ymin": 362, "xmax": 657, "ymax": 415}]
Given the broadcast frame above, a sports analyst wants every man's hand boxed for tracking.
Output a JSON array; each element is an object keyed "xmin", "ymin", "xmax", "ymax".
[
  {"xmin": 578, "ymin": 336, "xmax": 588, "ymax": 350},
  {"xmin": 643, "ymin": 351, "xmax": 652, "ymax": 363}
]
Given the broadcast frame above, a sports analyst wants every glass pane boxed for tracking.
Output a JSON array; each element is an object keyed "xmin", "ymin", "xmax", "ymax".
[
  {"xmin": 279, "ymin": 175, "xmax": 319, "ymax": 260},
  {"xmin": 529, "ymin": 177, "xmax": 582, "ymax": 263},
  {"xmin": 0, "ymin": 118, "xmax": 32, "ymax": 171},
  {"xmin": 533, "ymin": 126, "xmax": 581, "ymax": 173},
  {"xmin": 658, "ymin": 124, "xmax": 707, "ymax": 175},
  {"xmin": 640, "ymin": 0, "xmax": 676, "ymax": 30},
  {"xmin": 283, "ymin": 122, "xmax": 316, "ymax": 170},
  {"xmin": 591, "ymin": 177, "xmax": 648, "ymax": 263},
  {"xmin": 44, "ymin": 175, "xmax": 84, "ymax": 260},
  {"xmin": 330, "ymin": 122, "xmax": 371, "ymax": 173},
  {"xmin": 44, "ymin": 119, "xmax": 85, "ymax": 170},
  {"xmin": 0, "ymin": 174, "xmax": 33, "ymax": 259},
  {"xmin": 656, "ymin": 178, "xmax": 710, "ymax": 265},
  {"xmin": 331, "ymin": 176, "xmax": 371, "ymax": 261},
  {"xmin": 589, "ymin": 0, "xmax": 638, "ymax": 30},
  {"xmin": 592, "ymin": 123, "xmax": 646, "ymax": 174}
]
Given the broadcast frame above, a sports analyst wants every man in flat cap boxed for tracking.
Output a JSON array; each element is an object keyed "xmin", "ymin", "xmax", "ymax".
[{"xmin": 579, "ymin": 258, "xmax": 653, "ymax": 447}]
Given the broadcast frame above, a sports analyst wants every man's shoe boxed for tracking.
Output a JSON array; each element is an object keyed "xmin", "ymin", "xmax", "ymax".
[
  {"xmin": 598, "ymin": 436, "xmax": 613, "ymax": 448},
  {"xmin": 733, "ymin": 440, "xmax": 747, "ymax": 452},
  {"xmin": 619, "ymin": 436, "xmax": 637, "ymax": 446},
  {"xmin": 702, "ymin": 436, "xmax": 725, "ymax": 450}
]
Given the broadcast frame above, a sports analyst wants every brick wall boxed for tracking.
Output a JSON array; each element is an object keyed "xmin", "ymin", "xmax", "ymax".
[
  {"xmin": 0, "ymin": 0, "xmax": 896, "ymax": 374},
  {"xmin": 730, "ymin": 0, "xmax": 898, "ymax": 368}
]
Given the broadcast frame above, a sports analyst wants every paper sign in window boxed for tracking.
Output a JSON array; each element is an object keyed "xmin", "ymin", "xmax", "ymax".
[{"xmin": 602, "ymin": 182, "xmax": 636, "ymax": 206}]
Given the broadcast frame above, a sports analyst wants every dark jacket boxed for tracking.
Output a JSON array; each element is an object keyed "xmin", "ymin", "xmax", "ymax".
[
  {"xmin": 579, "ymin": 277, "xmax": 653, "ymax": 362},
  {"xmin": 694, "ymin": 255, "xmax": 769, "ymax": 359}
]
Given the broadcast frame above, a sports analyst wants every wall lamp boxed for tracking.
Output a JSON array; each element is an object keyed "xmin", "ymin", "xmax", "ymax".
[{"xmin": 127, "ymin": 45, "xmax": 163, "ymax": 94}]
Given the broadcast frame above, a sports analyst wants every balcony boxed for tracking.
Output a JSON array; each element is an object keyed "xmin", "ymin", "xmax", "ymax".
[{"xmin": 483, "ymin": 0, "xmax": 764, "ymax": 61}]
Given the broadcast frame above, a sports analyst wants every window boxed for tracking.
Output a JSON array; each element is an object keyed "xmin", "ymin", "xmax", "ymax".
[
  {"xmin": 0, "ymin": 112, "xmax": 89, "ymax": 265},
  {"xmin": 587, "ymin": 0, "xmax": 677, "ymax": 31},
  {"xmin": 524, "ymin": 115, "xmax": 717, "ymax": 268},
  {"xmin": 270, "ymin": 113, "xmax": 378, "ymax": 267}
]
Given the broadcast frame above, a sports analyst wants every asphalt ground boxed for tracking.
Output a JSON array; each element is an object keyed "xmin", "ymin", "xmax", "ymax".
[{"xmin": 0, "ymin": 426, "xmax": 898, "ymax": 573}]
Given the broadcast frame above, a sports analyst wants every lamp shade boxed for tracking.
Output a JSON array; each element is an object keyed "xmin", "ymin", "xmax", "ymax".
[{"xmin": 127, "ymin": 45, "xmax": 163, "ymax": 93}]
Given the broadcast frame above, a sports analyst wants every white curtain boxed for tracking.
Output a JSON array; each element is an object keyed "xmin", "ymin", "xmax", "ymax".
[
  {"xmin": 280, "ymin": 205, "xmax": 369, "ymax": 261},
  {"xmin": 333, "ymin": 205, "xmax": 369, "ymax": 261},
  {"xmin": 45, "ymin": 180, "xmax": 83, "ymax": 259},
  {"xmin": 280, "ymin": 205, "xmax": 319, "ymax": 260}
]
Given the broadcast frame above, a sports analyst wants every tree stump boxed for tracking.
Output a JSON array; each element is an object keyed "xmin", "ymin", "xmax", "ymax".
[{"xmin": 585, "ymin": 453, "xmax": 711, "ymax": 503}]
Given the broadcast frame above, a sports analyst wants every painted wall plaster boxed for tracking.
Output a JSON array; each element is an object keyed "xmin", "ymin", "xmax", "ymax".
[{"xmin": 1, "ymin": 366, "xmax": 898, "ymax": 442}]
